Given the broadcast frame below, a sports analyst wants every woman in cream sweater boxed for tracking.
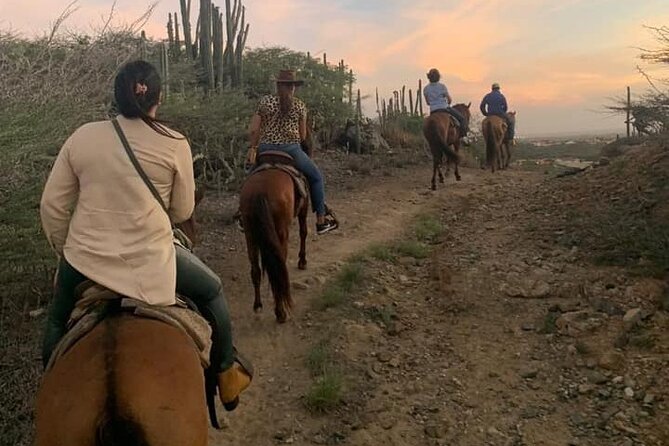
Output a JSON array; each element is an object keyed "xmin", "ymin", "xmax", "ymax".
[{"xmin": 40, "ymin": 60, "xmax": 251, "ymax": 408}]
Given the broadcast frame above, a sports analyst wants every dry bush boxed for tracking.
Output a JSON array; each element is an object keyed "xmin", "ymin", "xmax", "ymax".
[{"xmin": 0, "ymin": 4, "xmax": 157, "ymax": 108}]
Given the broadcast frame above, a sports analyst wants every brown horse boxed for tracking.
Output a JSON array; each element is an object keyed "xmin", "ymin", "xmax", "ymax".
[
  {"xmin": 423, "ymin": 103, "xmax": 472, "ymax": 190},
  {"xmin": 35, "ymin": 191, "xmax": 209, "ymax": 446},
  {"xmin": 35, "ymin": 314, "xmax": 208, "ymax": 446},
  {"xmin": 482, "ymin": 112, "xmax": 516, "ymax": 172},
  {"xmin": 239, "ymin": 163, "xmax": 309, "ymax": 323}
]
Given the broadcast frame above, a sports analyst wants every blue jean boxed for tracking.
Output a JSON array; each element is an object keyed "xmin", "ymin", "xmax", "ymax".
[{"xmin": 258, "ymin": 143, "xmax": 326, "ymax": 216}]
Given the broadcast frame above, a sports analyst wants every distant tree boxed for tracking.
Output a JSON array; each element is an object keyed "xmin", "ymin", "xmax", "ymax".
[{"xmin": 607, "ymin": 25, "xmax": 669, "ymax": 135}]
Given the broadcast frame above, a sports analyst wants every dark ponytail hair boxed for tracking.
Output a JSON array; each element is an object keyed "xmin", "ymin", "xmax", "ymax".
[
  {"xmin": 427, "ymin": 68, "xmax": 441, "ymax": 83},
  {"xmin": 277, "ymin": 83, "xmax": 294, "ymax": 116},
  {"xmin": 113, "ymin": 60, "xmax": 180, "ymax": 139}
]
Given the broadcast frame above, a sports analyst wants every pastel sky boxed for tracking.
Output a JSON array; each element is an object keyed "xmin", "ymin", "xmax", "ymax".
[{"xmin": 2, "ymin": 0, "xmax": 668, "ymax": 136}]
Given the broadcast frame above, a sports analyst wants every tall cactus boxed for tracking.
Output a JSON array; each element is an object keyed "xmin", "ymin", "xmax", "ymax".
[
  {"xmin": 179, "ymin": 0, "xmax": 193, "ymax": 59},
  {"xmin": 167, "ymin": 13, "xmax": 175, "ymax": 54},
  {"xmin": 174, "ymin": 12, "xmax": 181, "ymax": 59},
  {"xmin": 212, "ymin": 5, "xmax": 224, "ymax": 89},
  {"xmin": 199, "ymin": 0, "xmax": 214, "ymax": 93}
]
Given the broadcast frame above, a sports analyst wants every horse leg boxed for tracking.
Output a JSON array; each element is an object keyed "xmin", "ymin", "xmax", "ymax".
[
  {"xmin": 245, "ymin": 234, "xmax": 263, "ymax": 313},
  {"xmin": 439, "ymin": 163, "xmax": 445, "ymax": 184},
  {"xmin": 431, "ymin": 153, "xmax": 440, "ymax": 190},
  {"xmin": 275, "ymin": 226, "xmax": 291, "ymax": 323},
  {"xmin": 453, "ymin": 142, "xmax": 462, "ymax": 181},
  {"xmin": 297, "ymin": 203, "xmax": 308, "ymax": 270}
]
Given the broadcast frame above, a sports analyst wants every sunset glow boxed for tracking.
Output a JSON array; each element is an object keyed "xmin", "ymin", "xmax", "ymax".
[{"xmin": 2, "ymin": 0, "xmax": 667, "ymax": 135}]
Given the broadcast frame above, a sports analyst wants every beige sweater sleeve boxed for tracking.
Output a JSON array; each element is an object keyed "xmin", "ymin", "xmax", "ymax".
[
  {"xmin": 40, "ymin": 136, "xmax": 79, "ymax": 255},
  {"xmin": 169, "ymin": 138, "xmax": 195, "ymax": 223}
]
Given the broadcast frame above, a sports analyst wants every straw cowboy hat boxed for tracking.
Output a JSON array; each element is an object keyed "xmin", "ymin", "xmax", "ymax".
[{"xmin": 273, "ymin": 70, "xmax": 304, "ymax": 86}]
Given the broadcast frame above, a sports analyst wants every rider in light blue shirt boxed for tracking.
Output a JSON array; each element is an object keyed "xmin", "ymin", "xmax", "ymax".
[{"xmin": 423, "ymin": 68, "xmax": 468, "ymax": 137}]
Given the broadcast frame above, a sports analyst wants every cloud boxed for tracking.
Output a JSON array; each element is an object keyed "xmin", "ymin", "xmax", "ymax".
[{"xmin": 2, "ymin": 0, "xmax": 668, "ymax": 134}]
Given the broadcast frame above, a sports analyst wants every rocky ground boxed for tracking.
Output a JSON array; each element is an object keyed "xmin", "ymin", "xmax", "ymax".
[
  {"xmin": 6, "ymin": 140, "xmax": 667, "ymax": 446},
  {"xmin": 189, "ymin": 140, "xmax": 668, "ymax": 446}
]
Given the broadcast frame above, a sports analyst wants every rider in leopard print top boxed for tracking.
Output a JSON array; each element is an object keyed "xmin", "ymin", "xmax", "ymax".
[
  {"xmin": 257, "ymin": 95, "xmax": 307, "ymax": 145},
  {"xmin": 246, "ymin": 70, "xmax": 338, "ymax": 235}
]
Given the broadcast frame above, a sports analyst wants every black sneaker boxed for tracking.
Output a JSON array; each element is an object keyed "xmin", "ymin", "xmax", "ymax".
[
  {"xmin": 316, "ymin": 219, "xmax": 338, "ymax": 235},
  {"xmin": 233, "ymin": 211, "xmax": 244, "ymax": 232}
]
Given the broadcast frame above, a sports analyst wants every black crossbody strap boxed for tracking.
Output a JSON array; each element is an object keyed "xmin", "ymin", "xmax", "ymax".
[{"xmin": 111, "ymin": 118, "xmax": 169, "ymax": 215}]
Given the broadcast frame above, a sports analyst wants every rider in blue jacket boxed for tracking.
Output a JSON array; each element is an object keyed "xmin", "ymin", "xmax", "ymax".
[{"xmin": 480, "ymin": 83, "xmax": 514, "ymax": 140}]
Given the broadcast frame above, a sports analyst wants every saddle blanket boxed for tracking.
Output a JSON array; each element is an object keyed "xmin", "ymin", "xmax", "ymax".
[{"xmin": 46, "ymin": 283, "xmax": 212, "ymax": 372}]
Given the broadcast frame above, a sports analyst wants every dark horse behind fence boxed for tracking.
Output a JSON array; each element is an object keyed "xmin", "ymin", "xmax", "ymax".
[
  {"xmin": 239, "ymin": 154, "xmax": 310, "ymax": 323},
  {"xmin": 422, "ymin": 103, "xmax": 472, "ymax": 190},
  {"xmin": 482, "ymin": 111, "xmax": 516, "ymax": 172}
]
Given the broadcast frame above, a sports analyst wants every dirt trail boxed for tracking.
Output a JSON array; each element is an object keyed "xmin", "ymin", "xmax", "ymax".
[
  {"xmin": 194, "ymin": 161, "xmax": 667, "ymax": 446},
  {"xmin": 192, "ymin": 165, "xmax": 482, "ymax": 444}
]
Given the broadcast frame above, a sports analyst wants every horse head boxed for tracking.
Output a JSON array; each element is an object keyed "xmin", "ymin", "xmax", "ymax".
[
  {"xmin": 507, "ymin": 111, "xmax": 517, "ymax": 124},
  {"xmin": 452, "ymin": 102, "xmax": 472, "ymax": 124}
]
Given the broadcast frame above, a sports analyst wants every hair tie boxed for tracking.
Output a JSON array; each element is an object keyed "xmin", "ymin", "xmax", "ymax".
[{"xmin": 135, "ymin": 83, "xmax": 148, "ymax": 96}]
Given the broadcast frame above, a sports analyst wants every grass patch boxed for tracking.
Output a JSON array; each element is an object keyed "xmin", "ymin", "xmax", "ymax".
[
  {"xmin": 394, "ymin": 240, "xmax": 430, "ymax": 259},
  {"xmin": 316, "ymin": 260, "xmax": 366, "ymax": 310},
  {"xmin": 413, "ymin": 214, "xmax": 444, "ymax": 243},
  {"xmin": 306, "ymin": 340, "xmax": 332, "ymax": 376},
  {"xmin": 305, "ymin": 370, "xmax": 344, "ymax": 413},
  {"xmin": 368, "ymin": 244, "xmax": 396, "ymax": 262},
  {"xmin": 368, "ymin": 304, "xmax": 396, "ymax": 329},
  {"xmin": 538, "ymin": 311, "xmax": 559, "ymax": 334}
]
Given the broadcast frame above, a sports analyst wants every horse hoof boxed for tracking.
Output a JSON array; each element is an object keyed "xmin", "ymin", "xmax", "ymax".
[
  {"xmin": 456, "ymin": 175, "xmax": 462, "ymax": 182},
  {"xmin": 298, "ymin": 261, "xmax": 307, "ymax": 270},
  {"xmin": 253, "ymin": 305, "xmax": 263, "ymax": 313},
  {"xmin": 276, "ymin": 314, "xmax": 287, "ymax": 324},
  {"xmin": 439, "ymin": 178, "xmax": 445, "ymax": 184},
  {"xmin": 431, "ymin": 185, "xmax": 436, "ymax": 191}
]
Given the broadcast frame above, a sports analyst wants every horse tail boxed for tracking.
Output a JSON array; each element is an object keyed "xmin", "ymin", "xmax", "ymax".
[
  {"xmin": 96, "ymin": 412, "xmax": 148, "ymax": 446},
  {"xmin": 425, "ymin": 116, "xmax": 458, "ymax": 164},
  {"xmin": 249, "ymin": 194, "xmax": 292, "ymax": 311},
  {"xmin": 484, "ymin": 118, "xmax": 497, "ymax": 168},
  {"xmin": 95, "ymin": 320, "xmax": 149, "ymax": 446}
]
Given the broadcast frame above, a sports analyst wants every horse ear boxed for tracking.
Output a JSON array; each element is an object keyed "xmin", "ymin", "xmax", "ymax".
[{"xmin": 467, "ymin": 102, "xmax": 471, "ymax": 108}]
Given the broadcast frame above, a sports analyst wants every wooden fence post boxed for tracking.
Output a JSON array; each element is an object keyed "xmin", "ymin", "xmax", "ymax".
[
  {"xmin": 418, "ymin": 79, "xmax": 423, "ymax": 116},
  {"xmin": 354, "ymin": 89, "xmax": 362, "ymax": 154},
  {"xmin": 409, "ymin": 89, "xmax": 414, "ymax": 117},
  {"xmin": 159, "ymin": 42, "xmax": 170, "ymax": 100},
  {"xmin": 348, "ymin": 69, "xmax": 354, "ymax": 110},
  {"xmin": 382, "ymin": 98, "xmax": 387, "ymax": 125},
  {"xmin": 626, "ymin": 86, "xmax": 631, "ymax": 138},
  {"xmin": 139, "ymin": 30, "xmax": 147, "ymax": 60},
  {"xmin": 174, "ymin": 12, "xmax": 181, "ymax": 59}
]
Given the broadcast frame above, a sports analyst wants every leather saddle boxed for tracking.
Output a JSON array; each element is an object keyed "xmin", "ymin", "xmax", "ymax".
[
  {"xmin": 45, "ymin": 281, "xmax": 232, "ymax": 429},
  {"xmin": 249, "ymin": 151, "xmax": 309, "ymax": 214}
]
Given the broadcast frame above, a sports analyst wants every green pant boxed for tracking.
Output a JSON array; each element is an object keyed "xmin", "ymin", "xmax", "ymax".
[{"xmin": 42, "ymin": 246, "xmax": 234, "ymax": 373}]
